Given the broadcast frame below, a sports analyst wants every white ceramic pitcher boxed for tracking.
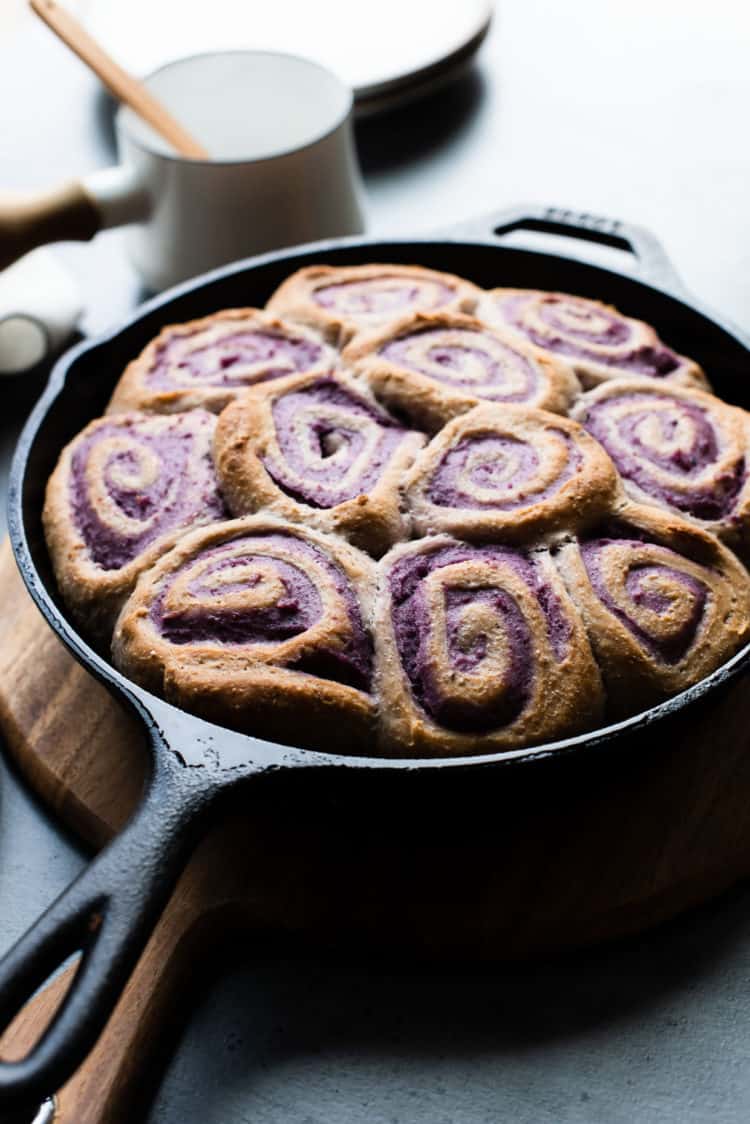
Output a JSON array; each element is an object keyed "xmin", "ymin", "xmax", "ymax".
[{"xmin": 0, "ymin": 50, "xmax": 365, "ymax": 292}]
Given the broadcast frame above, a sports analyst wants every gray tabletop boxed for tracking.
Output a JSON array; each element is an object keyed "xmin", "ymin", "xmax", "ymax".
[{"xmin": 2, "ymin": 3, "xmax": 750, "ymax": 1121}]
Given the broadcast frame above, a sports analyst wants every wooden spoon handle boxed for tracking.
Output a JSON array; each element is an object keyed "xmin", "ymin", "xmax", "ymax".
[
  {"xmin": 29, "ymin": 0, "xmax": 209, "ymax": 160},
  {"xmin": 0, "ymin": 181, "xmax": 100, "ymax": 271}
]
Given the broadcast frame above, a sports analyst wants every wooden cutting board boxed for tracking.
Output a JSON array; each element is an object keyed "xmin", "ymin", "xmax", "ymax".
[{"xmin": 4, "ymin": 534, "xmax": 750, "ymax": 1122}]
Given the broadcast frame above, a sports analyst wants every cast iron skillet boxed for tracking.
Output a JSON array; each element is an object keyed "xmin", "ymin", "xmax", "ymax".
[{"xmin": 2, "ymin": 204, "xmax": 750, "ymax": 1108}]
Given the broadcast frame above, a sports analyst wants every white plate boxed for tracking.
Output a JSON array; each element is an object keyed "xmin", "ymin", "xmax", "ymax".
[{"xmin": 75, "ymin": 0, "xmax": 493, "ymax": 115}]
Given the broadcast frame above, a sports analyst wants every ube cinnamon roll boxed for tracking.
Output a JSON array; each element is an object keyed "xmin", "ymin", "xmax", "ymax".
[
  {"xmin": 108, "ymin": 309, "xmax": 336, "ymax": 415},
  {"xmin": 405, "ymin": 404, "xmax": 619, "ymax": 542},
  {"xmin": 266, "ymin": 264, "xmax": 479, "ymax": 345},
  {"xmin": 113, "ymin": 517, "xmax": 376, "ymax": 752},
  {"xmin": 573, "ymin": 379, "xmax": 750, "ymax": 556},
  {"xmin": 375, "ymin": 537, "xmax": 604, "ymax": 756},
  {"xmin": 344, "ymin": 312, "xmax": 580, "ymax": 432},
  {"xmin": 43, "ymin": 410, "xmax": 225, "ymax": 641},
  {"xmin": 215, "ymin": 371, "xmax": 425, "ymax": 556},
  {"xmin": 556, "ymin": 503, "xmax": 750, "ymax": 714},
  {"xmin": 475, "ymin": 289, "xmax": 708, "ymax": 390}
]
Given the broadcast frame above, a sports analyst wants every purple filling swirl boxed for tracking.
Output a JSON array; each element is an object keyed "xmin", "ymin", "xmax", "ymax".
[
  {"xmin": 582, "ymin": 391, "xmax": 743, "ymax": 521},
  {"xmin": 263, "ymin": 378, "xmax": 412, "ymax": 508},
  {"xmin": 581, "ymin": 537, "xmax": 707, "ymax": 663},
  {"xmin": 427, "ymin": 431, "xmax": 580, "ymax": 510},
  {"xmin": 147, "ymin": 328, "xmax": 325, "ymax": 390},
  {"xmin": 382, "ymin": 328, "xmax": 540, "ymax": 402},
  {"xmin": 498, "ymin": 293, "xmax": 681, "ymax": 377},
  {"xmin": 151, "ymin": 531, "xmax": 372, "ymax": 692},
  {"xmin": 70, "ymin": 412, "xmax": 225, "ymax": 571},
  {"xmin": 389, "ymin": 543, "xmax": 571, "ymax": 732},
  {"xmin": 313, "ymin": 276, "xmax": 455, "ymax": 318}
]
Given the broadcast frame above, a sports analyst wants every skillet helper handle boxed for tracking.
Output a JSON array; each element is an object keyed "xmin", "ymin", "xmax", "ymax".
[
  {"xmin": 445, "ymin": 203, "xmax": 687, "ymax": 294},
  {"xmin": 0, "ymin": 752, "xmax": 209, "ymax": 1110},
  {"xmin": 0, "ymin": 182, "xmax": 101, "ymax": 272}
]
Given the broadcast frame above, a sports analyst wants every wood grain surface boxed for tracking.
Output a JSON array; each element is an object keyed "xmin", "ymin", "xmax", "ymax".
[{"xmin": 3, "ymin": 533, "xmax": 750, "ymax": 1120}]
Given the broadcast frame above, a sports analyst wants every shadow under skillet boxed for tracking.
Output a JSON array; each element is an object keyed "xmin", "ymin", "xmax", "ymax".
[
  {"xmin": 355, "ymin": 66, "xmax": 486, "ymax": 175},
  {"xmin": 146, "ymin": 877, "xmax": 750, "ymax": 1124}
]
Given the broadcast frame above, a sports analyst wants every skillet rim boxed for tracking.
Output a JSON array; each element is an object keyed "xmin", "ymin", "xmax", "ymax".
[{"xmin": 9, "ymin": 228, "xmax": 750, "ymax": 775}]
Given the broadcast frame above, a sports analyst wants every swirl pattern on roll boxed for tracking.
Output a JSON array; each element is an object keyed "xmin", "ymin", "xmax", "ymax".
[
  {"xmin": 265, "ymin": 264, "xmax": 480, "ymax": 345},
  {"xmin": 113, "ymin": 518, "xmax": 376, "ymax": 750},
  {"xmin": 344, "ymin": 312, "xmax": 580, "ymax": 431},
  {"xmin": 475, "ymin": 289, "xmax": 708, "ymax": 389},
  {"xmin": 108, "ymin": 308, "xmax": 336, "ymax": 415},
  {"xmin": 375, "ymin": 537, "xmax": 603, "ymax": 755},
  {"xmin": 45, "ymin": 258, "xmax": 750, "ymax": 758},
  {"xmin": 405, "ymin": 404, "xmax": 619, "ymax": 541},
  {"xmin": 42, "ymin": 410, "xmax": 225, "ymax": 640},
  {"xmin": 556, "ymin": 504, "xmax": 750, "ymax": 712},
  {"xmin": 215, "ymin": 372, "xmax": 425, "ymax": 555},
  {"xmin": 573, "ymin": 379, "xmax": 750, "ymax": 549}
]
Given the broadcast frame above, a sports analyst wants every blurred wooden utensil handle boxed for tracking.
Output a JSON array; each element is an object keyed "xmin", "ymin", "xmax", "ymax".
[
  {"xmin": 0, "ymin": 165, "xmax": 151, "ymax": 272},
  {"xmin": 0, "ymin": 182, "xmax": 101, "ymax": 272}
]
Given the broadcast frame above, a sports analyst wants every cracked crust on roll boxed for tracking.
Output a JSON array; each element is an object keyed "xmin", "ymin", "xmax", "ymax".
[
  {"xmin": 214, "ymin": 369, "xmax": 425, "ymax": 557},
  {"xmin": 107, "ymin": 308, "xmax": 337, "ymax": 416},
  {"xmin": 112, "ymin": 516, "xmax": 377, "ymax": 753},
  {"xmin": 265, "ymin": 263, "xmax": 481, "ymax": 346},
  {"xmin": 404, "ymin": 403, "xmax": 620, "ymax": 543},
  {"xmin": 343, "ymin": 311, "xmax": 580, "ymax": 432}
]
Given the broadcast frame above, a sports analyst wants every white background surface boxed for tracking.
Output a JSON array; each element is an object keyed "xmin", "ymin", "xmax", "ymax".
[{"xmin": 77, "ymin": 0, "xmax": 493, "ymax": 96}]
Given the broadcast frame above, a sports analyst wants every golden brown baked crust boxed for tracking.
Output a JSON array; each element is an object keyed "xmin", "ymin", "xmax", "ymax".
[
  {"xmin": 214, "ymin": 370, "xmax": 425, "ymax": 556},
  {"xmin": 112, "ymin": 516, "xmax": 377, "ymax": 753},
  {"xmin": 265, "ymin": 263, "xmax": 481, "ymax": 346},
  {"xmin": 107, "ymin": 308, "xmax": 337, "ymax": 415},
  {"xmin": 404, "ymin": 404, "xmax": 620, "ymax": 542},
  {"xmin": 343, "ymin": 312, "xmax": 580, "ymax": 431},
  {"xmin": 374, "ymin": 535, "xmax": 605, "ymax": 757},
  {"xmin": 162, "ymin": 655, "xmax": 375, "ymax": 753},
  {"xmin": 43, "ymin": 410, "xmax": 225, "ymax": 643},
  {"xmin": 555, "ymin": 500, "xmax": 750, "ymax": 715},
  {"xmin": 41, "ymin": 261, "xmax": 750, "ymax": 760},
  {"xmin": 572, "ymin": 377, "xmax": 750, "ymax": 559},
  {"xmin": 475, "ymin": 288, "xmax": 709, "ymax": 390}
]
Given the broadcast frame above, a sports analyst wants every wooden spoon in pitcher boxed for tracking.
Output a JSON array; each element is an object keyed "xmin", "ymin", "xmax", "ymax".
[
  {"xmin": 0, "ymin": 1, "xmax": 209, "ymax": 272},
  {"xmin": 29, "ymin": 0, "xmax": 208, "ymax": 158}
]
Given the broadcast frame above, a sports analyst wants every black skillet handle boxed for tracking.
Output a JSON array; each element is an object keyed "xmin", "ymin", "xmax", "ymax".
[
  {"xmin": 444, "ymin": 203, "xmax": 688, "ymax": 295},
  {"xmin": 0, "ymin": 737, "xmax": 216, "ymax": 1110}
]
